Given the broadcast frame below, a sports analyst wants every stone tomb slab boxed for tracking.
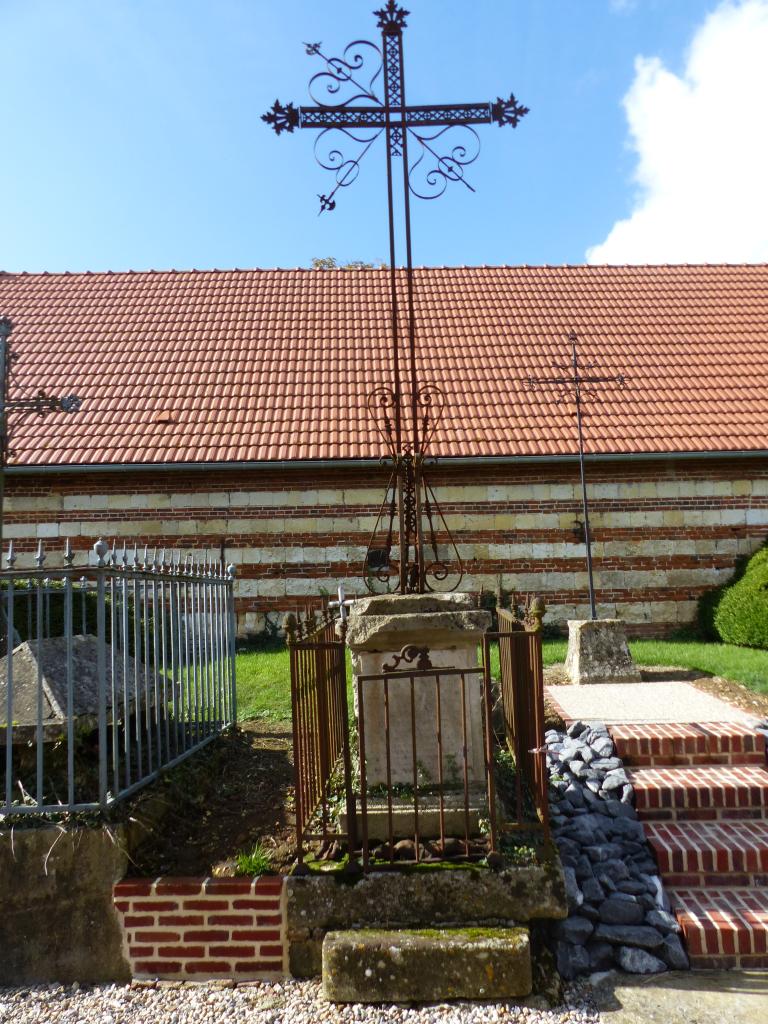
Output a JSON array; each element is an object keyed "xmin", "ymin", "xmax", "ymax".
[
  {"xmin": 547, "ymin": 680, "xmax": 757, "ymax": 726},
  {"xmin": 0, "ymin": 635, "xmax": 146, "ymax": 732}
]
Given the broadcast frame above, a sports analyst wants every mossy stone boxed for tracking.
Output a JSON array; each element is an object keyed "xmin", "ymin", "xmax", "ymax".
[{"xmin": 322, "ymin": 927, "xmax": 532, "ymax": 1003}]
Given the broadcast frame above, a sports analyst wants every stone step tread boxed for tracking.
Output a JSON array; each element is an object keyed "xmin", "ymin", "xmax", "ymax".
[
  {"xmin": 646, "ymin": 820, "xmax": 768, "ymax": 874},
  {"xmin": 322, "ymin": 927, "xmax": 532, "ymax": 1003},
  {"xmin": 627, "ymin": 764, "xmax": 768, "ymax": 812},
  {"xmin": 610, "ymin": 722, "xmax": 766, "ymax": 766},
  {"xmin": 671, "ymin": 886, "xmax": 768, "ymax": 959}
]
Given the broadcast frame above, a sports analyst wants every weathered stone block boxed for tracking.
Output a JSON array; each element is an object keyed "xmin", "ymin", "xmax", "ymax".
[
  {"xmin": 322, "ymin": 927, "xmax": 531, "ymax": 1003},
  {"xmin": 564, "ymin": 619, "xmax": 641, "ymax": 685},
  {"xmin": 345, "ymin": 593, "xmax": 490, "ymax": 787},
  {"xmin": 0, "ymin": 826, "xmax": 130, "ymax": 983},
  {"xmin": 286, "ymin": 861, "xmax": 567, "ymax": 940}
]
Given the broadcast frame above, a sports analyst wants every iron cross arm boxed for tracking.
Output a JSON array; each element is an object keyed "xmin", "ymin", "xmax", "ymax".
[
  {"xmin": 526, "ymin": 373, "xmax": 628, "ymax": 388},
  {"xmin": 263, "ymin": 95, "xmax": 529, "ymax": 135}
]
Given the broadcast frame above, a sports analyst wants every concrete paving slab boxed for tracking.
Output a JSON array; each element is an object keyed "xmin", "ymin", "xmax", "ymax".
[
  {"xmin": 592, "ymin": 969, "xmax": 768, "ymax": 1023},
  {"xmin": 547, "ymin": 681, "xmax": 757, "ymax": 725}
]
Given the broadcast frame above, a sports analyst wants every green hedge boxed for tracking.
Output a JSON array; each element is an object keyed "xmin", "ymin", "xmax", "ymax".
[{"xmin": 701, "ymin": 543, "xmax": 768, "ymax": 649}]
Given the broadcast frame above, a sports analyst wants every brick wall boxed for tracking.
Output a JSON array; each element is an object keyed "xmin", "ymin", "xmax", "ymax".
[
  {"xmin": 113, "ymin": 876, "xmax": 286, "ymax": 980},
  {"xmin": 7, "ymin": 455, "xmax": 768, "ymax": 635}
]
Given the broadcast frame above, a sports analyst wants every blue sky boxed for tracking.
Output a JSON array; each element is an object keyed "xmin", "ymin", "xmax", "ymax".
[{"xmin": 4, "ymin": 0, "xmax": 764, "ymax": 272}]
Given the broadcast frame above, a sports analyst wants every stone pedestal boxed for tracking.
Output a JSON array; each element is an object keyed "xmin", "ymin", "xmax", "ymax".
[
  {"xmin": 564, "ymin": 619, "xmax": 641, "ymax": 685},
  {"xmin": 345, "ymin": 593, "xmax": 491, "ymax": 788}
]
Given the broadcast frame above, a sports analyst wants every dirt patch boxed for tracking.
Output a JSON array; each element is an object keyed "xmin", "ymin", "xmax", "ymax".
[{"xmin": 126, "ymin": 720, "xmax": 295, "ymax": 877}]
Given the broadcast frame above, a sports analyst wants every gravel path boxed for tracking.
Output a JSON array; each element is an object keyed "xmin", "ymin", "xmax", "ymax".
[{"xmin": 0, "ymin": 979, "xmax": 603, "ymax": 1024}]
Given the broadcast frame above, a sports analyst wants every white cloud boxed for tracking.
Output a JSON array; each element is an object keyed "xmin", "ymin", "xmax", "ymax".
[{"xmin": 587, "ymin": 0, "xmax": 768, "ymax": 264}]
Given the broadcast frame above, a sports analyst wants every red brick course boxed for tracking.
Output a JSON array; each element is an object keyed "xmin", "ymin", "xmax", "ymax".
[
  {"xmin": 627, "ymin": 764, "xmax": 768, "ymax": 821},
  {"xmin": 611, "ymin": 722, "xmax": 767, "ymax": 768},
  {"xmin": 610, "ymin": 719, "xmax": 768, "ymax": 968},
  {"xmin": 113, "ymin": 876, "xmax": 286, "ymax": 980},
  {"xmin": 673, "ymin": 888, "xmax": 768, "ymax": 964}
]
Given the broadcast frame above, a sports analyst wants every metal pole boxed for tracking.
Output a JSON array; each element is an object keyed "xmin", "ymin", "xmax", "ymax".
[
  {"xmin": 571, "ymin": 338, "xmax": 597, "ymax": 620},
  {"xmin": 0, "ymin": 319, "xmax": 11, "ymax": 570}
]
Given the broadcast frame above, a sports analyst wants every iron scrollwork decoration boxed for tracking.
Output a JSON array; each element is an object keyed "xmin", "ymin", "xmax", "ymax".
[
  {"xmin": 263, "ymin": 5, "xmax": 528, "ymax": 594},
  {"xmin": 381, "ymin": 643, "xmax": 433, "ymax": 673}
]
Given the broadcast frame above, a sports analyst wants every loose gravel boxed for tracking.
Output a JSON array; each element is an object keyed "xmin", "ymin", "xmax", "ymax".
[{"xmin": 0, "ymin": 979, "xmax": 603, "ymax": 1024}]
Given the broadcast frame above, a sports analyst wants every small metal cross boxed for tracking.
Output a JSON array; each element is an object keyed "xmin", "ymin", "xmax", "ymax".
[
  {"xmin": 264, "ymin": 2, "xmax": 528, "ymax": 594},
  {"xmin": 524, "ymin": 332, "xmax": 629, "ymax": 620}
]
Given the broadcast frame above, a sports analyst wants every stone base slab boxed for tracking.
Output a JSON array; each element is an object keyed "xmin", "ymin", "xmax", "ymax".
[
  {"xmin": 338, "ymin": 793, "xmax": 484, "ymax": 842},
  {"xmin": 322, "ymin": 927, "xmax": 532, "ymax": 1003},
  {"xmin": 565, "ymin": 619, "xmax": 641, "ymax": 685}
]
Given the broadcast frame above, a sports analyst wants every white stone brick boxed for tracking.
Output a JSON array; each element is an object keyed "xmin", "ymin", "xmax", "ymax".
[
  {"xmin": 746, "ymin": 508, "xmax": 768, "ymax": 525},
  {"xmin": 3, "ymin": 523, "xmax": 33, "ymax": 539},
  {"xmin": 592, "ymin": 483, "xmax": 619, "ymax": 499},
  {"xmin": 721, "ymin": 509, "xmax": 746, "ymax": 526},
  {"xmin": 36, "ymin": 523, "xmax": 60, "ymax": 538},
  {"xmin": 549, "ymin": 484, "xmax": 576, "ymax": 500},
  {"xmin": 170, "ymin": 492, "xmax": 212, "ymax": 509},
  {"xmin": 655, "ymin": 481, "xmax": 680, "ymax": 499},
  {"xmin": 622, "ymin": 602, "xmax": 652, "ymax": 623},
  {"xmin": 285, "ymin": 578, "xmax": 319, "ymax": 596}
]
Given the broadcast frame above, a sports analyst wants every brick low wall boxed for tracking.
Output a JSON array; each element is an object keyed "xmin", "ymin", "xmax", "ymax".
[
  {"xmin": 113, "ymin": 876, "xmax": 287, "ymax": 980},
  {"xmin": 8, "ymin": 455, "xmax": 768, "ymax": 635}
]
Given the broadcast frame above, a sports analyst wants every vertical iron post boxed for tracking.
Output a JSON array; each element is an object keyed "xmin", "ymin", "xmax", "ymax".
[
  {"xmin": 524, "ymin": 332, "xmax": 628, "ymax": 621},
  {"xmin": 571, "ymin": 338, "xmax": 597, "ymax": 620}
]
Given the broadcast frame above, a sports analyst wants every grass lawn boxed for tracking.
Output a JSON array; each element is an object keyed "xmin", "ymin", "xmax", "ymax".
[{"xmin": 235, "ymin": 636, "xmax": 768, "ymax": 721}]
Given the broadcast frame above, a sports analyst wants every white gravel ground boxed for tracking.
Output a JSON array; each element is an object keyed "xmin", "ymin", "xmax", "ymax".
[{"xmin": 0, "ymin": 979, "xmax": 603, "ymax": 1024}]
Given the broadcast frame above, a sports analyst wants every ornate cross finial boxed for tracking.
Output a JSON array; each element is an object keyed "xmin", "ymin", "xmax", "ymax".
[
  {"xmin": 374, "ymin": 2, "xmax": 409, "ymax": 30},
  {"xmin": 491, "ymin": 94, "xmax": 530, "ymax": 128},
  {"xmin": 261, "ymin": 100, "xmax": 300, "ymax": 135}
]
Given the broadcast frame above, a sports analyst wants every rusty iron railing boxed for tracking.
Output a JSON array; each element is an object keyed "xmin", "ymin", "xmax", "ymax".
[
  {"xmin": 286, "ymin": 608, "xmax": 355, "ymax": 868},
  {"xmin": 356, "ymin": 652, "xmax": 499, "ymax": 871},
  {"xmin": 288, "ymin": 596, "xmax": 548, "ymax": 871},
  {"xmin": 483, "ymin": 602, "xmax": 549, "ymax": 838}
]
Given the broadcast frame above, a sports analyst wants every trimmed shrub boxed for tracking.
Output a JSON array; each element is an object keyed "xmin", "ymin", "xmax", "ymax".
[{"xmin": 713, "ymin": 546, "xmax": 768, "ymax": 649}]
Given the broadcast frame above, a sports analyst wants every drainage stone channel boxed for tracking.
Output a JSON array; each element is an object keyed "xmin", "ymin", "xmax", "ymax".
[{"xmin": 546, "ymin": 721, "xmax": 689, "ymax": 978}]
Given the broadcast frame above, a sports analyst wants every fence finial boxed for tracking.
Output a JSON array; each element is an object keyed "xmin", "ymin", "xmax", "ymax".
[
  {"xmin": 5, "ymin": 540, "xmax": 15, "ymax": 568},
  {"xmin": 226, "ymin": 563, "xmax": 236, "ymax": 579},
  {"xmin": 64, "ymin": 537, "xmax": 74, "ymax": 567},
  {"xmin": 35, "ymin": 540, "xmax": 46, "ymax": 568},
  {"xmin": 93, "ymin": 537, "xmax": 110, "ymax": 568},
  {"xmin": 285, "ymin": 612, "xmax": 298, "ymax": 643},
  {"xmin": 529, "ymin": 595, "xmax": 546, "ymax": 633}
]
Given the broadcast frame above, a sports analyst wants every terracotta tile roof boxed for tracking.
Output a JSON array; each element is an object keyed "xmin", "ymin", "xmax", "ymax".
[{"xmin": 1, "ymin": 264, "xmax": 767, "ymax": 467}]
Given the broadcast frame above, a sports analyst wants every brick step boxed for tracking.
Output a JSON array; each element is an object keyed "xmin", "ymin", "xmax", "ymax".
[
  {"xmin": 646, "ymin": 820, "xmax": 768, "ymax": 886},
  {"xmin": 671, "ymin": 887, "xmax": 768, "ymax": 970},
  {"xmin": 627, "ymin": 764, "xmax": 768, "ymax": 821},
  {"xmin": 610, "ymin": 722, "xmax": 766, "ymax": 768}
]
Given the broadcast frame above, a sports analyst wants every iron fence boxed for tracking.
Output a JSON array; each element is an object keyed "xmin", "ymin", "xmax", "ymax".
[
  {"xmin": 1, "ymin": 538, "xmax": 236, "ymax": 816},
  {"xmin": 288, "ymin": 596, "xmax": 549, "ymax": 871},
  {"xmin": 356, "ymin": 654, "xmax": 498, "ymax": 870},
  {"xmin": 286, "ymin": 608, "xmax": 355, "ymax": 867},
  {"xmin": 484, "ymin": 603, "xmax": 549, "ymax": 838}
]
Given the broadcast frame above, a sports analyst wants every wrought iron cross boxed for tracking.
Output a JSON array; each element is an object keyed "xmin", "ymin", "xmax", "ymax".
[
  {"xmin": 524, "ymin": 332, "xmax": 629, "ymax": 620},
  {"xmin": 264, "ymin": 2, "xmax": 528, "ymax": 593},
  {"xmin": 0, "ymin": 317, "xmax": 81, "ymax": 561}
]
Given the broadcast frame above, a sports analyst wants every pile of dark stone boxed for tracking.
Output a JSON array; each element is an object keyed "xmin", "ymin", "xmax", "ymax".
[{"xmin": 547, "ymin": 720, "xmax": 689, "ymax": 978}]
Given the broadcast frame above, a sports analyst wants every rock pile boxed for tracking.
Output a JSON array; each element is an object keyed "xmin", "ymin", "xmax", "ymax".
[{"xmin": 546, "ymin": 721, "xmax": 688, "ymax": 978}]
